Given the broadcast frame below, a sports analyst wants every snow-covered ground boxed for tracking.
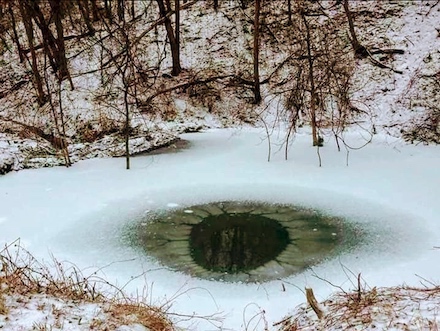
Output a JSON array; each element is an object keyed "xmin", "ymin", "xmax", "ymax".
[
  {"xmin": 1, "ymin": 0, "xmax": 439, "ymax": 174},
  {"xmin": 1, "ymin": 127, "xmax": 439, "ymax": 330},
  {"xmin": 1, "ymin": 2, "xmax": 439, "ymax": 329}
]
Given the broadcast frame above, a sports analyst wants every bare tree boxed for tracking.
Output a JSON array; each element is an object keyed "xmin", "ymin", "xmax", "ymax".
[
  {"xmin": 18, "ymin": 1, "xmax": 46, "ymax": 105},
  {"xmin": 90, "ymin": 0, "xmax": 99, "ymax": 21},
  {"xmin": 343, "ymin": 0, "xmax": 368, "ymax": 59},
  {"xmin": 156, "ymin": 0, "xmax": 181, "ymax": 76},
  {"xmin": 98, "ymin": 9, "xmax": 144, "ymax": 169},
  {"xmin": 48, "ymin": 0, "xmax": 74, "ymax": 89},
  {"xmin": 120, "ymin": 19, "xmax": 135, "ymax": 170},
  {"xmin": 76, "ymin": 0, "xmax": 96, "ymax": 35},
  {"xmin": 7, "ymin": 3, "xmax": 24, "ymax": 63},
  {"xmin": 104, "ymin": 0, "xmax": 112, "ymax": 22},
  {"xmin": 276, "ymin": 1, "xmax": 355, "ymax": 151},
  {"xmin": 16, "ymin": 0, "xmax": 75, "ymax": 88},
  {"xmin": 253, "ymin": 0, "xmax": 262, "ymax": 104},
  {"xmin": 287, "ymin": 0, "xmax": 293, "ymax": 25},
  {"xmin": 175, "ymin": 0, "xmax": 180, "ymax": 71},
  {"xmin": 342, "ymin": 0, "xmax": 404, "ymax": 74},
  {"xmin": 300, "ymin": 7, "xmax": 319, "ymax": 146},
  {"xmin": 117, "ymin": 0, "xmax": 124, "ymax": 22}
]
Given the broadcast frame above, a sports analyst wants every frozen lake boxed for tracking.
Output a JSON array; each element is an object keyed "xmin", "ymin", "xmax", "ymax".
[{"xmin": 1, "ymin": 128, "xmax": 439, "ymax": 330}]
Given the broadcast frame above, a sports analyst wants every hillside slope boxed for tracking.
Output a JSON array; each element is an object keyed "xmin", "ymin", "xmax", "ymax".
[{"xmin": 0, "ymin": 0, "xmax": 439, "ymax": 174}]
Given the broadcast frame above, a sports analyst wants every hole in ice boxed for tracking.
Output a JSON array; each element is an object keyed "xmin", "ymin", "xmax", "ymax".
[
  {"xmin": 129, "ymin": 201, "xmax": 361, "ymax": 283},
  {"xmin": 190, "ymin": 211, "xmax": 290, "ymax": 274}
]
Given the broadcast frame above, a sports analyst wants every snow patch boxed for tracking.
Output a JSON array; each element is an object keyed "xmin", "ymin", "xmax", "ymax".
[{"xmin": 166, "ymin": 203, "xmax": 180, "ymax": 208}]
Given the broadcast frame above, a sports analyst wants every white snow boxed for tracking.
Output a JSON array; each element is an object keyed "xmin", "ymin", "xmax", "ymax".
[
  {"xmin": 1, "ymin": 293, "xmax": 150, "ymax": 331},
  {"xmin": 1, "ymin": 1, "xmax": 440, "ymax": 329},
  {"xmin": 1, "ymin": 127, "xmax": 439, "ymax": 330},
  {"xmin": 166, "ymin": 203, "xmax": 180, "ymax": 208},
  {"xmin": 348, "ymin": 1, "xmax": 440, "ymax": 136}
]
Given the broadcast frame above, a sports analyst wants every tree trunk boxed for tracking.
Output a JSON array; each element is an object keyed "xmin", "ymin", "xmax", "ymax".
[
  {"xmin": 301, "ymin": 10, "xmax": 319, "ymax": 146},
  {"xmin": 124, "ymin": 84, "xmax": 130, "ymax": 170},
  {"xmin": 156, "ymin": 0, "xmax": 181, "ymax": 76},
  {"xmin": 77, "ymin": 0, "xmax": 95, "ymax": 34},
  {"xmin": 49, "ymin": 0, "xmax": 74, "ymax": 90},
  {"xmin": 90, "ymin": 0, "xmax": 99, "ymax": 21},
  {"xmin": 104, "ymin": 0, "xmax": 112, "ymax": 22},
  {"xmin": 343, "ymin": 0, "xmax": 368, "ymax": 58},
  {"xmin": 27, "ymin": 0, "xmax": 59, "ymax": 73},
  {"xmin": 123, "ymin": 62, "xmax": 131, "ymax": 169},
  {"xmin": 253, "ymin": 0, "xmax": 262, "ymax": 104},
  {"xmin": 18, "ymin": 1, "xmax": 46, "ymax": 105},
  {"xmin": 131, "ymin": 0, "xmax": 135, "ymax": 19},
  {"xmin": 57, "ymin": 80, "xmax": 72, "ymax": 166},
  {"xmin": 117, "ymin": 0, "xmax": 124, "ymax": 21},
  {"xmin": 287, "ymin": 0, "xmax": 292, "ymax": 25},
  {"xmin": 43, "ymin": 52, "xmax": 70, "ymax": 165},
  {"xmin": 8, "ymin": 3, "xmax": 24, "ymax": 63},
  {"xmin": 121, "ymin": 20, "xmax": 132, "ymax": 170},
  {"xmin": 175, "ymin": 0, "xmax": 180, "ymax": 70}
]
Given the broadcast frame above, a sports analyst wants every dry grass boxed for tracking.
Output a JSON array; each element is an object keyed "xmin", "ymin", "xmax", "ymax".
[
  {"xmin": 0, "ymin": 264, "xmax": 7, "ymax": 315},
  {"xmin": 276, "ymin": 284, "xmax": 440, "ymax": 331},
  {"xmin": 0, "ymin": 240, "xmax": 103, "ymax": 302},
  {"xmin": 8, "ymin": 237, "xmax": 439, "ymax": 331},
  {"xmin": 107, "ymin": 302, "xmax": 174, "ymax": 331},
  {"xmin": 0, "ymin": 239, "xmax": 175, "ymax": 330}
]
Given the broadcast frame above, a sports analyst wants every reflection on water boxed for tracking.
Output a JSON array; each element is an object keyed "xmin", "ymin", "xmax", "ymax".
[
  {"xmin": 129, "ymin": 201, "xmax": 361, "ymax": 283},
  {"xmin": 190, "ymin": 213, "xmax": 290, "ymax": 273}
]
